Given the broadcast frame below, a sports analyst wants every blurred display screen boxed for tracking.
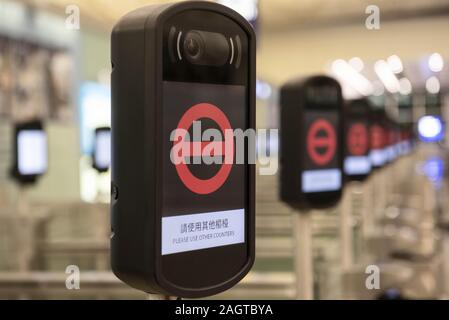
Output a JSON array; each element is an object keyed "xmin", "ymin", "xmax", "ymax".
[
  {"xmin": 370, "ymin": 124, "xmax": 386, "ymax": 167},
  {"xmin": 344, "ymin": 121, "xmax": 371, "ymax": 176},
  {"xmin": 79, "ymin": 82, "xmax": 111, "ymax": 155},
  {"xmin": 94, "ymin": 128, "xmax": 111, "ymax": 171},
  {"xmin": 17, "ymin": 129, "xmax": 47, "ymax": 175},
  {"xmin": 161, "ymin": 81, "xmax": 247, "ymax": 255},
  {"xmin": 302, "ymin": 111, "xmax": 341, "ymax": 193}
]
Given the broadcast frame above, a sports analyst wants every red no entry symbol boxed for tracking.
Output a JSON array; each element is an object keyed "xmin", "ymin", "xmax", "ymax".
[
  {"xmin": 347, "ymin": 123, "xmax": 368, "ymax": 156},
  {"xmin": 307, "ymin": 119, "xmax": 336, "ymax": 166},
  {"xmin": 370, "ymin": 125, "xmax": 384, "ymax": 149},
  {"xmin": 173, "ymin": 103, "xmax": 234, "ymax": 195}
]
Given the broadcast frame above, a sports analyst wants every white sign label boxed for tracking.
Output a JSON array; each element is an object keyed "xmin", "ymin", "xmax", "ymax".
[
  {"xmin": 370, "ymin": 149, "xmax": 386, "ymax": 167},
  {"xmin": 401, "ymin": 141, "xmax": 411, "ymax": 155},
  {"xmin": 386, "ymin": 146, "xmax": 396, "ymax": 161},
  {"xmin": 162, "ymin": 209, "xmax": 245, "ymax": 255},
  {"xmin": 344, "ymin": 156, "xmax": 371, "ymax": 175},
  {"xmin": 302, "ymin": 169, "xmax": 341, "ymax": 193}
]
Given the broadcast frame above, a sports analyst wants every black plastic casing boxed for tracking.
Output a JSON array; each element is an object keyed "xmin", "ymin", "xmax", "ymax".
[
  {"xmin": 279, "ymin": 75, "xmax": 344, "ymax": 211},
  {"xmin": 110, "ymin": 2, "xmax": 256, "ymax": 298},
  {"xmin": 384, "ymin": 115, "xmax": 398, "ymax": 165},
  {"xmin": 369, "ymin": 107, "xmax": 388, "ymax": 170},
  {"xmin": 343, "ymin": 98, "xmax": 372, "ymax": 182},
  {"xmin": 400, "ymin": 122, "xmax": 415, "ymax": 154}
]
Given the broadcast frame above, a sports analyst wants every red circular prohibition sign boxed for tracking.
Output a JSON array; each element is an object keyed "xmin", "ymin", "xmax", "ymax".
[
  {"xmin": 307, "ymin": 119, "xmax": 336, "ymax": 166},
  {"xmin": 347, "ymin": 123, "xmax": 368, "ymax": 156},
  {"xmin": 173, "ymin": 103, "xmax": 234, "ymax": 195}
]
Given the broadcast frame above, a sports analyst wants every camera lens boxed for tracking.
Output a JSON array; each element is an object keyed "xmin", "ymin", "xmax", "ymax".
[
  {"xmin": 183, "ymin": 31, "xmax": 204, "ymax": 61},
  {"xmin": 183, "ymin": 30, "xmax": 230, "ymax": 66},
  {"xmin": 186, "ymin": 38, "xmax": 200, "ymax": 57}
]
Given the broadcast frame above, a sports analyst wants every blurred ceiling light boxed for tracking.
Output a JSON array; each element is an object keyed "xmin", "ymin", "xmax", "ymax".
[
  {"xmin": 217, "ymin": 0, "xmax": 258, "ymax": 21},
  {"xmin": 374, "ymin": 60, "xmax": 400, "ymax": 93},
  {"xmin": 256, "ymin": 79, "xmax": 272, "ymax": 100},
  {"xmin": 348, "ymin": 57, "xmax": 364, "ymax": 72},
  {"xmin": 417, "ymin": 115, "xmax": 443, "ymax": 142},
  {"xmin": 331, "ymin": 59, "xmax": 373, "ymax": 96},
  {"xmin": 422, "ymin": 157, "xmax": 444, "ymax": 183},
  {"xmin": 372, "ymin": 80, "xmax": 385, "ymax": 96},
  {"xmin": 425, "ymin": 76, "xmax": 440, "ymax": 94},
  {"xmin": 387, "ymin": 55, "xmax": 403, "ymax": 74},
  {"xmin": 428, "ymin": 53, "xmax": 444, "ymax": 73},
  {"xmin": 398, "ymin": 77, "xmax": 412, "ymax": 95}
]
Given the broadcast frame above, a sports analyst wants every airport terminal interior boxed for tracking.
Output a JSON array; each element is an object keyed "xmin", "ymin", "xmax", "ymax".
[{"xmin": 1, "ymin": 0, "xmax": 449, "ymax": 300}]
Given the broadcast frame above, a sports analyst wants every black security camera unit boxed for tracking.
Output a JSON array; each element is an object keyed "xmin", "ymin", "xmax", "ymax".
[
  {"xmin": 279, "ymin": 75, "xmax": 343, "ymax": 210},
  {"xmin": 369, "ymin": 108, "xmax": 388, "ymax": 170},
  {"xmin": 92, "ymin": 127, "xmax": 111, "ymax": 173},
  {"xmin": 399, "ymin": 122, "xmax": 414, "ymax": 156},
  {"xmin": 385, "ymin": 115, "xmax": 398, "ymax": 164},
  {"xmin": 343, "ymin": 98, "xmax": 372, "ymax": 182},
  {"xmin": 111, "ymin": 2, "xmax": 256, "ymax": 298},
  {"xmin": 11, "ymin": 119, "xmax": 48, "ymax": 185}
]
